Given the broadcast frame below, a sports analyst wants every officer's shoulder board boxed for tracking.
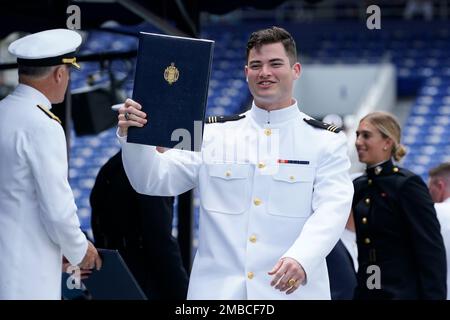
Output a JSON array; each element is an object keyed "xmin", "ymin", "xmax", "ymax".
[
  {"xmin": 36, "ymin": 104, "xmax": 62, "ymax": 124},
  {"xmin": 206, "ymin": 114, "xmax": 245, "ymax": 124},
  {"xmin": 303, "ymin": 118, "xmax": 342, "ymax": 133}
]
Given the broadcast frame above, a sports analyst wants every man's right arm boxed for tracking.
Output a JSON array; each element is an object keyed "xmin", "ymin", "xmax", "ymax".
[{"xmin": 117, "ymin": 99, "xmax": 201, "ymax": 196}]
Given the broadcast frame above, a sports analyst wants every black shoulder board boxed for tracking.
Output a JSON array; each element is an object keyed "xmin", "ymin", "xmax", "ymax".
[
  {"xmin": 37, "ymin": 104, "xmax": 62, "ymax": 124},
  {"xmin": 206, "ymin": 114, "xmax": 245, "ymax": 124},
  {"xmin": 303, "ymin": 118, "xmax": 342, "ymax": 133}
]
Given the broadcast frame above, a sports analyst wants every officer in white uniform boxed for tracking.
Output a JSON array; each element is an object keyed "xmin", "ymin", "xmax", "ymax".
[
  {"xmin": 117, "ymin": 27, "xmax": 353, "ymax": 299},
  {"xmin": 0, "ymin": 29, "xmax": 101, "ymax": 300},
  {"xmin": 428, "ymin": 163, "xmax": 450, "ymax": 299}
]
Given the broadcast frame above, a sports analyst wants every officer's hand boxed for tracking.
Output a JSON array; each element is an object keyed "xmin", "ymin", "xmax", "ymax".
[
  {"xmin": 117, "ymin": 98, "xmax": 147, "ymax": 137},
  {"xmin": 79, "ymin": 241, "xmax": 102, "ymax": 271},
  {"xmin": 268, "ymin": 257, "xmax": 306, "ymax": 294}
]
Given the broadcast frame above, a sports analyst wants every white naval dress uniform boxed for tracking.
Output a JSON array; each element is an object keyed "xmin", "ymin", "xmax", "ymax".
[
  {"xmin": 119, "ymin": 101, "xmax": 354, "ymax": 299},
  {"xmin": 0, "ymin": 84, "xmax": 88, "ymax": 299},
  {"xmin": 435, "ymin": 198, "xmax": 450, "ymax": 299}
]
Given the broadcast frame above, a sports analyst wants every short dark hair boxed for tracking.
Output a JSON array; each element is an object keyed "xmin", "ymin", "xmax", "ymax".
[
  {"xmin": 18, "ymin": 65, "xmax": 55, "ymax": 78},
  {"xmin": 246, "ymin": 26, "xmax": 297, "ymax": 66},
  {"xmin": 429, "ymin": 162, "xmax": 450, "ymax": 179}
]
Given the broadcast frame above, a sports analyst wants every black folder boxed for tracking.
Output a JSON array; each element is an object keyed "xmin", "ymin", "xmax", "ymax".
[
  {"xmin": 127, "ymin": 32, "xmax": 214, "ymax": 152},
  {"xmin": 82, "ymin": 249, "xmax": 147, "ymax": 300}
]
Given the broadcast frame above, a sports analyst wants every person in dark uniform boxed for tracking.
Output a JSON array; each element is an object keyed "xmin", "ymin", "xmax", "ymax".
[
  {"xmin": 352, "ymin": 111, "xmax": 447, "ymax": 300},
  {"xmin": 326, "ymin": 239, "xmax": 357, "ymax": 300},
  {"xmin": 90, "ymin": 151, "xmax": 188, "ymax": 300}
]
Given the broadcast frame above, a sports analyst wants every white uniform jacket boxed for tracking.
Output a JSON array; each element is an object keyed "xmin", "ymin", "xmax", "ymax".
[
  {"xmin": 119, "ymin": 101, "xmax": 354, "ymax": 299},
  {"xmin": 0, "ymin": 84, "xmax": 88, "ymax": 299},
  {"xmin": 435, "ymin": 198, "xmax": 450, "ymax": 299}
]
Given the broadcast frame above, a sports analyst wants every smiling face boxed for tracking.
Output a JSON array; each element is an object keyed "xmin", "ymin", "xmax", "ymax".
[
  {"xmin": 245, "ymin": 42, "xmax": 301, "ymax": 111},
  {"xmin": 355, "ymin": 120, "xmax": 393, "ymax": 166}
]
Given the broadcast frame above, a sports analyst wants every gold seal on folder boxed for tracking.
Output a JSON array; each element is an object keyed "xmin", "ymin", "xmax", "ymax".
[{"xmin": 164, "ymin": 62, "xmax": 179, "ymax": 85}]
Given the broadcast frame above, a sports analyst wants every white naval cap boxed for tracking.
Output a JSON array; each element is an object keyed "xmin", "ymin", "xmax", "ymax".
[{"xmin": 8, "ymin": 29, "xmax": 82, "ymax": 69}]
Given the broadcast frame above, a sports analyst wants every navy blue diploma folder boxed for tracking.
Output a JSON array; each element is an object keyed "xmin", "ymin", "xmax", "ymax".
[
  {"xmin": 127, "ymin": 32, "xmax": 214, "ymax": 151},
  {"xmin": 82, "ymin": 249, "xmax": 147, "ymax": 300}
]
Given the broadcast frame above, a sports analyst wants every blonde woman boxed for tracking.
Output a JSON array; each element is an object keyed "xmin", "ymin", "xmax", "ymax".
[{"xmin": 352, "ymin": 111, "xmax": 446, "ymax": 299}]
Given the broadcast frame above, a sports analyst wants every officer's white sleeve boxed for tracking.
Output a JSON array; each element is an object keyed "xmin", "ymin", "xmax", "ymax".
[
  {"xmin": 26, "ymin": 123, "xmax": 88, "ymax": 266},
  {"xmin": 118, "ymin": 134, "xmax": 201, "ymax": 196},
  {"xmin": 282, "ymin": 133, "xmax": 354, "ymax": 279}
]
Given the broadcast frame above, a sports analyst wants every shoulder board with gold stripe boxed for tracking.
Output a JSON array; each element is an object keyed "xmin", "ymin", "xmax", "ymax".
[
  {"xmin": 36, "ymin": 104, "xmax": 62, "ymax": 124},
  {"xmin": 206, "ymin": 114, "xmax": 245, "ymax": 124},
  {"xmin": 303, "ymin": 118, "xmax": 342, "ymax": 133}
]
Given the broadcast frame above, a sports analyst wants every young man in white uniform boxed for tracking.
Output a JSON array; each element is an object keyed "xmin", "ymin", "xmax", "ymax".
[{"xmin": 117, "ymin": 27, "xmax": 353, "ymax": 299}]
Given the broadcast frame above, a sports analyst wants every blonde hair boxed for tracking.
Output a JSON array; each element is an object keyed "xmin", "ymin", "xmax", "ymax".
[{"xmin": 360, "ymin": 111, "xmax": 407, "ymax": 161}]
